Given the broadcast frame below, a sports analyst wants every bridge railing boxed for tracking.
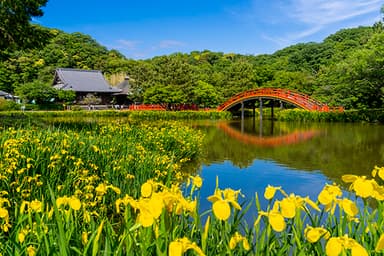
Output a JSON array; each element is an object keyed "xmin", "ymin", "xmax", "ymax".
[
  {"xmin": 129, "ymin": 104, "xmax": 166, "ymax": 111},
  {"xmin": 217, "ymin": 88, "xmax": 338, "ymax": 112}
]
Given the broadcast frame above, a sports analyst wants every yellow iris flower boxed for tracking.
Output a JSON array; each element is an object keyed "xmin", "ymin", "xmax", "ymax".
[
  {"xmin": 325, "ymin": 235, "xmax": 368, "ymax": 256},
  {"xmin": 30, "ymin": 199, "xmax": 43, "ymax": 212},
  {"xmin": 169, "ymin": 237, "xmax": 205, "ymax": 256},
  {"xmin": 256, "ymin": 188, "xmax": 320, "ymax": 233},
  {"xmin": 372, "ymin": 165, "xmax": 384, "ymax": 181},
  {"xmin": 56, "ymin": 196, "xmax": 82, "ymax": 211},
  {"xmin": 18, "ymin": 228, "xmax": 29, "ymax": 243},
  {"xmin": 207, "ymin": 188, "xmax": 242, "ymax": 221},
  {"xmin": 190, "ymin": 175, "xmax": 203, "ymax": 188},
  {"xmin": 264, "ymin": 185, "xmax": 283, "ymax": 200},
  {"xmin": 255, "ymin": 208, "xmax": 286, "ymax": 232},
  {"xmin": 26, "ymin": 245, "xmax": 36, "ymax": 256},
  {"xmin": 318, "ymin": 184, "xmax": 342, "ymax": 213},
  {"xmin": 304, "ymin": 226, "xmax": 330, "ymax": 243},
  {"xmin": 68, "ymin": 197, "xmax": 81, "ymax": 211},
  {"xmin": 229, "ymin": 232, "xmax": 250, "ymax": 251},
  {"xmin": 342, "ymin": 175, "xmax": 381, "ymax": 199}
]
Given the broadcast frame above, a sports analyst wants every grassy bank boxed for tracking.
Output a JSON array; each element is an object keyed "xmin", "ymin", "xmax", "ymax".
[
  {"xmin": 0, "ymin": 110, "xmax": 232, "ymax": 121},
  {"xmin": 276, "ymin": 108, "xmax": 384, "ymax": 123}
]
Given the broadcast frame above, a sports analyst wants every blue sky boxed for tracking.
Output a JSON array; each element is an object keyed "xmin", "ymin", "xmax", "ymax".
[{"xmin": 36, "ymin": 0, "xmax": 383, "ymax": 59}]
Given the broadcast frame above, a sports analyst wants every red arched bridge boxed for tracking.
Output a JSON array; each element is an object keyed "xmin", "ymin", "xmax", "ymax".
[{"xmin": 217, "ymin": 88, "xmax": 343, "ymax": 112}]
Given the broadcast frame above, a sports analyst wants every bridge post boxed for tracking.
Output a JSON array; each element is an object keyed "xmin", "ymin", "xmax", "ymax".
[
  {"xmin": 259, "ymin": 98, "xmax": 263, "ymax": 121},
  {"xmin": 241, "ymin": 101, "xmax": 244, "ymax": 133},
  {"xmin": 271, "ymin": 101, "xmax": 274, "ymax": 120}
]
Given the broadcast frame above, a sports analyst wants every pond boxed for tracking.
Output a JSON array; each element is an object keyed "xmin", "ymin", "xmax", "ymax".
[
  {"xmin": 4, "ymin": 115, "xmax": 383, "ymax": 217},
  {"xmin": 194, "ymin": 118, "xmax": 384, "ymax": 217}
]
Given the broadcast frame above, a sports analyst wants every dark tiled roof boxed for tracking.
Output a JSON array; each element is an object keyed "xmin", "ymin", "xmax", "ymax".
[
  {"xmin": 53, "ymin": 68, "xmax": 121, "ymax": 93},
  {"xmin": 0, "ymin": 90, "xmax": 13, "ymax": 98}
]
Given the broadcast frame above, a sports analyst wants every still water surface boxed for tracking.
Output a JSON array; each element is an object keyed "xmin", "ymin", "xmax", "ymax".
[
  {"xmin": 194, "ymin": 118, "xmax": 384, "ymax": 216},
  {"xmin": 20, "ymin": 116, "xmax": 384, "ymax": 217}
]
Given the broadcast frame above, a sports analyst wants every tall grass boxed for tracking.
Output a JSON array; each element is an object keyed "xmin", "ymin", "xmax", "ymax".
[
  {"xmin": 0, "ymin": 110, "xmax": 232, "ymax": 120},
  {"xmin": 276, "ymin": 108, "xmax": 384, "ymax": 123}
]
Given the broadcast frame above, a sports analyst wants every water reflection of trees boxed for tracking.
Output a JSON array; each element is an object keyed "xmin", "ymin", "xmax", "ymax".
[{"xmin": 199, "ymin": 120, "xmax": 384, "ymax": 180}]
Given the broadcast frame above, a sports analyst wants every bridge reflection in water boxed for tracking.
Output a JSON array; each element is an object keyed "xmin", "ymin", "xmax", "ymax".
[
  {"xmin": 216, "ymin": 119, "xmax": 321, "ymax": 147},
  {"xmin": 197, "ymin": 119, "xmax": 384, "ymax": 223}
]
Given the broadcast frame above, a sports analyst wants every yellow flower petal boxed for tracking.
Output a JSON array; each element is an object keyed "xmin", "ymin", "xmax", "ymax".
[
  {"xmin": 264, "ymin": 185, "xmax": 278, "ymax": 200},
  {"xmin": 242, "ymin": 239, "xmax": 250, "ymax": 251},
  {"xmin": 95, "ymin": 183, "xmax": 107, "ymax": 195},
  {"xmin": 376, "ymin": 234, "xmax": 384, "ymax": 252},
  {"xmin": 56, "ymin": 197, "xmax": 67, "ymax": 208},
  {"xmin": 18, "ymin": 231, "xmax": 26, "ymax": 243},
  {"xmin": 191, "ymin": 176, "xmax": 203, "ymax": 188},
  {"xmin": 305, "ymin": 227, "xmax": 321, "ymax": 243},
  {"xmin": 341, "ymin": 198, "xmax": 358, "ymax": 217},
  {"xmin": 305, "ymin": 197, "xmax": 321, "ymax": 212},
  {"xmin": 82, "ymin": 231, "xmax": 88, "ymax": 245},
  {"xmin": 280, "ymin": 198, "xmax": 296, "ymax": 218},
  {"xmin": 372, "ymin": 185, "xmax": 384, "ymax": 201},
  {"xmin": 229, "ymin": 236, "xmax": 237, "ymax": 250},
  {"xmin": 326, "ymin": 238, "xmax": 343, "ymax": 256},
  {"xmin": 268, "ymin": 212, "xmax": 286, "ymax": 232},
  {"xmin": 305, "ymin": 226, "xmax": 329, "ymax": 243},
  {"xmin": 353, "ymin": 178, "xmax": 373, "ymax": 198},
  {"xmin": 141, "ymin": 182, "xmax": 152, "ymax": 198},
  {"xmin": 318, "ymin": 190, "xmax": 332, "ymax": 205},
  {"xmin": 223, "ymin": 189, "xmax": 241, "ymax": 202},
  {"xmin": 169, "ymin": 241, "xmax": 183, "ymax": 256},
  {"xmin": 207, "ymin": 194, "xmax": 221, "ymax": 203},
  {"xmin": 351, "ymin": 243, "xmax": 368, "ymax": 256},
  {"xmin": 27, "ymin": 245, "xmax": 36, "ymax": 256},
  {"xmin": 229, "ymin": 200, "xmax": 242, "ymax": 211},
  {"xmin": 0, "ymin": 208, "xmax": 8, "ymax": 218},
  {"xmin": 148, "ymin": 196, "xmax": 164, "ymax": 219},
  {"xmin": 30, "ymin": 200, "xmax": 42, "ymax": 212},
  {"xmin": 138, "ymin": 211, "xmax": 154, "ymax": 227},
  {"xmin": 378, "ymin": 167, "xmax": 384, "ymax": 181},
  {"xmin": 342, "ymin": 175, "xmax": 358, "ymax": 183},
  {"xmin": 212, "ymin": 200, "xmax": 231, "ymax": 221},
  {"xmin": 69, "ymin": 197, "xmax": 81, "ymax": 211}
]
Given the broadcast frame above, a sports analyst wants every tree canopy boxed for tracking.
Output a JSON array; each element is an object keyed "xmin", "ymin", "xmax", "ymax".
[
  {"xmin": 1, "ymin": 2, "xmax": 384, "ymax": 110},
  {"xmin": 0, "ymin": 0, "xmax": 49, "ymax": 54}
]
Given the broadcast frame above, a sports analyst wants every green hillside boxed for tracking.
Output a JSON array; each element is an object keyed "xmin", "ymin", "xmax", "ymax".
[{"xmin": 1, "ymin": 3, "xmax": 384, "ymax": 109}]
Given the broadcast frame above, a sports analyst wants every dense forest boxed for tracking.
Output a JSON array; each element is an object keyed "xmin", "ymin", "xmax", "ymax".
[{"xmin": 1, "ymin": 1, "xmax": 384, "ymax": 110}]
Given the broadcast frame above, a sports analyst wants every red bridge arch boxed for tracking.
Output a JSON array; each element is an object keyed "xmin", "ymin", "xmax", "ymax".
[
  {"xmin": 217, "ymin": 122, "xmax": 321, "ymax": 147},
  {"xmin": 217, "ymin": 88, "xmax": 340, "ymax": 112}
]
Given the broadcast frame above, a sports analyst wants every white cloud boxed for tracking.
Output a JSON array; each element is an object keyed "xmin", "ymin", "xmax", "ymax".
[
  {"xmin": 290, "ymin": 0, "xmax": 382, "ymax": 26},
  {"xmin": 261, "ymin": 34, "xmax": 290, "ymax": 47},
  {"xmin": 264, "ymin": 0, "xmax": 382, "ymax": 47},
  {"xmin": 115, "ymin": 39, "xmax": 141, "ymax": 51},
  {"xmin": 157, "ymin": 40, "xmax": 186, "ymax": 49}
]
